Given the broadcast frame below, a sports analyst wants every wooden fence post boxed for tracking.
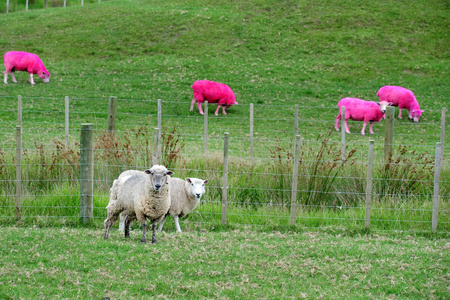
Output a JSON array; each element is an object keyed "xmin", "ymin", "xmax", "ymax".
[
  {"xmin": 44, "ymin": 0, "xmax": 47, "ymax": 9},
  {"xmin": 294, "ymin": 104, "xmax": 299, "ymax": 137},
  {"xmin": 204, "ymin": 101, "xmax": 208, "ymax": 155},
  {"xmin": 81, "ymin": 0, "xmax": 84, "ymax": 6},
  {"xmin": 64, "ymin": 0, "xmax": 66, "ymax": 7},
  {"xmin": 18, "ymin": 95, "xmax": 22, "ymax": 126},
  {"xmin": 6, "ymin": 0, "xmax": 9, "ymax": 13},
  {"xmin": 290, "ymin": 135, "xmax": 301, "ymax": 225},
  {"xmin": 340, "ymin": 106, "xmax": 346, "ymax": 160},
  {"xmin": 365, "ymin": 140, "xmax": 374, "ymax": 229},
  {"xmin": 80, "ymin": 124, "xmax": 94, "ymax": 223},
  {"xmin": 440, "ymin": 107, "xmax": 446, "ymax": 163},
  {"xmin": 432, "ymin": 142, "xmax": 442, "ymax": 233},
  {"xmin": 384, "ymin": 106, "xmax": 395, "ymax": 163},
  {"xmin": 65, "ymin": 96, "xmax": 70, "ymax": 148},
  {"xmin": 107, "ymin": 96, "xmax": 117, "ymax": 133},
  {"xmin": 157, "ymin": 99, "xmax": 162, "ymax": 157},
  {"xmin": 250, "ymin": 103, "xmax": 254, "ymax": 164},
  {"xmin": 222, "ymin": 132, "xmax": 230, "ymax": 225},
  {"xmin": 16, "ymin": 125, "xmax": 22, "ymax": 219},
  {"xmin": 26, "ymin": 0, "xmax": 29, "ymax": 11},
  {"xmin": 153, "ymin": 128, "xmax": 160, "ymax": 165}
]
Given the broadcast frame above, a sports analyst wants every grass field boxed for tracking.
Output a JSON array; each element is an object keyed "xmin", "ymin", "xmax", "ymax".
[{"xmin": 0, "ymin": 226, "xmax": 449, "ymax": 299}]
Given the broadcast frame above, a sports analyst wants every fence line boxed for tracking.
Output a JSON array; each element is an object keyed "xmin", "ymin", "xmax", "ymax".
[
  {"xmin": 0, "ymin": 95, "xmax": 448, "ymax": 233},
  {"xmin": 4, "ymin": 0, "xmax": 105, "ymax": 14}
]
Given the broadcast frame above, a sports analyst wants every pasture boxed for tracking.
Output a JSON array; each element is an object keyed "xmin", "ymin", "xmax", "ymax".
[
  {"xmin": 0, "ymin": 0, "xmax": 449, "ymax": 297},
  {"xmin": 0, "ymin": 226, "xmax": 449, "ymax": 299}
]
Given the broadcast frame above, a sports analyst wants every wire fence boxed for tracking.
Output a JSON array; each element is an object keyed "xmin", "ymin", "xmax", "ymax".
[
  {"xmin": 1, "ymin": 0, "xmax": 106, "ymax": 14},
  {"xmin": 0, "ymin": 95, "xmax": 448, "ymax": 233}
]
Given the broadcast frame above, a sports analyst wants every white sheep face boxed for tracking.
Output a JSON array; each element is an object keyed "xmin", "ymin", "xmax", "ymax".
[
  {"xmin": 145, "ymin": 165, "xmax": 174, "ymax": 192},
  {"xmin": 377, "ymin": 101, "xmax": 392, "ymax": 114},
  {"xmin": 186, "ymin": 178, "xmax": 209, "ymax": 199}
]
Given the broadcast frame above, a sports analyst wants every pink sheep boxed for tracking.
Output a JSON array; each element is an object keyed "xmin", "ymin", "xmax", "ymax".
[
  {"xmin": 334, "ymin": 98, "xmax": 392, "ymax": 135},
  {"xmin": 377, "ymin": 85, "xmax": 423, "ymax": 122},
  {"xmin": 4, "ymin": 51, "xmax": 50, "ymax": 85},
  {"xmin": 191, "ymin": 80, "xmax": 238, "ymax": 115}
]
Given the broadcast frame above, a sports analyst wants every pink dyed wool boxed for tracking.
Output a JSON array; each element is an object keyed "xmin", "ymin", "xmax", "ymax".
[
  {"xmin": 4, "ymin": 51, "xmax": 50, "ymax": 85},
  {"xmin": 377, "ymin": 85, "xmax": 422, "ymax": 122},
  {"xmin": 191, "ymin": 80, "xmax": 238, "ymax": 115},
  {"xmin": 335, "ymin": 98, "xmax": 391, "ymax": 135}
]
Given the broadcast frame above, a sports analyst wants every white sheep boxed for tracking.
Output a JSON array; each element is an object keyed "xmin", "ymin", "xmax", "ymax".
[
  {"xmin": 103, "ymin": 165, "xmax": 173, "ymax": 244},
  {"xmin": 4, "ymin": 51, "xmax": 50, "ymax": 84},
  {"xmin": 158, "ymin": 177, "xmax": 209, "ymax": 233}
]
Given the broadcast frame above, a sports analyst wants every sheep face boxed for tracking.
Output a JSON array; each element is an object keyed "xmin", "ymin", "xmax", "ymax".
[
  {"xmin": 39, "ymin": 71, "xmax": 50, "ymax": 82},
  {"xmin": 186, "ymin": 178, "xmax": 209, "ymax": 199},
  {"xmin": 409, "ymin": 109, "xmax": 423, "ymax": 122},
  {"xmin": 377, "ymin": 101, "xmax": 392, "ymax": 114},
  {"xmin": 145, "ymin": 166, "xmax": 173, "ymax": 192}
]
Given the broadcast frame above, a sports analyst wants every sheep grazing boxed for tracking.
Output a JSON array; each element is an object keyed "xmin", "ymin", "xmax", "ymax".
[
  {"xmin": 377, "ymin": 85, "xmax": 423, "ymax": 122},
  {"xmin": 191, "ymin": 80, "xmax": 238, "ymax": 115},
  {"xmin": 104, "ymin": 165, "xmax": 174, "ymax": 244},
  {"xmin": 4, "ymin": 51, "xmax": 50, "ymax": 85},
  {"xmin": 334, "ymin": 97, "xmax": 392, "ymax": 135},
  {"xmin": 158, "ymin": 177, "xmax": 209, "ymax": 233}
]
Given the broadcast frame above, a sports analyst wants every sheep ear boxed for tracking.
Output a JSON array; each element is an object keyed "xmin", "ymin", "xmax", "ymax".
[
  {"xmin": 144, "ymin": 170, "xmax": 152, "ymax": 175},
  {"xmin": 203, "ymin": 180, "xmax": 209, "ymax": 184},
  {"xmin": 389, "ymin": 102, "xmax": 393, "ymax": 106},
  {"xmin": 166, "ymin": 170, "xmax": 174, "ymax": 176},
  {"xmin": 186, "ymin": 178, "xmax": 192, "ymax": 183}
]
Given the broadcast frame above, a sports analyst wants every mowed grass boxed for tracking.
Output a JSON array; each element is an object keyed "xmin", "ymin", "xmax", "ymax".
[{"xmin": 0, "ymin": 226, "xmax": 448, "ymax": 299}]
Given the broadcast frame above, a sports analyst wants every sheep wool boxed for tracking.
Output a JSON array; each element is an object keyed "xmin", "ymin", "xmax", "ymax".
[
  {"xmin": 158, "ymin": 177, "xmax": 208, "ymax": 233},
  {"xmin": 377, "ymin": 85, "xmax": 422, "ymax": 122},
  {"xmin": 4, "ymin": 51, "xmax": 50, "ymax": 84},
  {"xmin": 104, "ymin": 165, "xmax": 173, "ymax": 244},
  {"xmin": 334, "ymin": 97, "xmax": 391, "ymax": 135},
  {"xmin": 191, "ymin": 80, "xmax": 238, "ymax": 115}
]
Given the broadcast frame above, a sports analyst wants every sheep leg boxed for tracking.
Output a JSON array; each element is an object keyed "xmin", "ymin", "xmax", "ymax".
[
  {"xmin": 334, "ymin": 113, "xmax": 341, "ymax": 131},
  {"xmin": 28, "ymin": 73, "xmax": 35, "ymax": 85},
  {"xmin": 360, "ymin": 121, "xmax": 368, "ymax": 135},
  {"xmin": 3, "ymin": 71, "xmax": 8, "ymax": 84},
  {"xmin": 141, "ymin": 223, "xmax": 148, "ymax": 244},
  {"xmin": 369, "ymin": 121, "xmax": 375, "ymax": 134},
  {"xmin": 103, "ymin": 213, "xmax": 119, "ymax": 239},
  {"xmin": 190, "ymin": 98, "xmax": 196, "ymax": 111},
  {"xmin": 344, "ymin": 118, "xmax": 351, "ymax": 134},
  {"xmin": 214, "ymin": 104, "xmax": 222, "ymax": 116},
  {"xmin": 221, "ymin": 106, "xmax": 227, "ymax": 115},
  {"xmin": 10, "ymin": 72, "xmax": 17, "ymax": 83},
  {"xmin": 124, "ymin": 216, "xmax": 133, "ymax": 238},
  {"xmin": 151, "ymin": 224, "xmax": 157, "ymax": 244},
  {"xmin": 398, "ymin": 107, "xmax": 403, "ymax": 119},
  {"xmin": 174, "ymin": 215, "xmax": 182, "ymax": 233},
  {"xmin": 157, "ymin": 214, "xmax": 167, "ymax": 232},
  {"xmin": 197, "ymin": 101, "xmax": 204, "ymax": 115}
]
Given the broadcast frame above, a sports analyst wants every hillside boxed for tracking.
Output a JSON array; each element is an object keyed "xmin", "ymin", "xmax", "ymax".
[{"xmin": 0, "ymin": 0, "xmax": 448, "ymax": 108}]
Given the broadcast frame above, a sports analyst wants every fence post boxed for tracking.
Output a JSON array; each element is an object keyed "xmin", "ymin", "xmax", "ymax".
[
  {"xmin": 250, "ymin": 103, "xmax": 254, "ymax": 164},
  {"xmin": 157, "ymin": 99, "xmax": 162, "ymax": 157},
  {"xmin": 204, "ymin": 101, "xmax": 208, "ymax": 155},
  {"xmin": 340, "ymin": 106, "xmax": 346, "ymax": 160},
  {"xmin": 365, "ymin": 140, "xmax": 374, "ymax": 229},
  {"xmin": 26, "ymin": 0, "xmax": 29, "ymax": 11},
  {"xmin": 384, "ymin": 106, "xmax": 395, "ymax": 163},
  {"xmin": 290, "ymin": 135, "xmax": 301, "ymax": 225},
  {"xmin": 65, "ymin": 96, "xmax": 70, "ymax": 148},
  {"xmin": 44, "ymin": 0, "xmax": 47, "ymax": 9},
  {"xmin": 440, "ymin": 108, "xmax": 446, "ymax": 163},
  {"xmin": 80, "ymin": 124, "xmax": 94, "ymax": 223},
  {"xmin": 64, "ymin": 0, "xmax": 66, "ymax": 7},
  {"xmin": 107, "ymin": 96, "xmax": 117, "ymax": 133},
  {"xmin": 81, "ymin": 0, "xmax": 84, "ymax": 6},
  {"xmin": 16, "ymin": 125, "xmax": 22, "ymax": 219},
  {"xmin": 18, "ymin": 95, "xmax": 22, "ymax": 126},
  {"xmin": 432, "ymin": 142, "xmax": 442, "ymax": 233},
  {"xmin": 294, "ymin": 104, "xmax": 299, "ymax": 137},
  {"xmin": 222, "ymin": 132, "xmax": 229, "ymax": 225},
  {"xmin": 153, "ymin": 128, "xmax": 160, "ymax": 165},
  {"xmin": 6, "ymin": 0, "xmax": 9, "ymax": 13}
]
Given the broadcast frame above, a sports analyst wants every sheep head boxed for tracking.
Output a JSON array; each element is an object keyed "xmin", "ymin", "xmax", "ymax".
[{"xmin": 145, "ymin": 165, "xmax": 174, "ymax": 192}]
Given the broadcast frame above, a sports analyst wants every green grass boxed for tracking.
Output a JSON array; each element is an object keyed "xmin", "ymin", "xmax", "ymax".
[
  {"xmin": 0, "ymin": 226, "xmax": 448, "ymax": 299},
  {"xmin": 0, "ymin": 0, "xmax": 449, "ymax": 233}
]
